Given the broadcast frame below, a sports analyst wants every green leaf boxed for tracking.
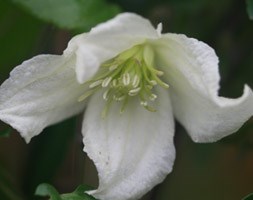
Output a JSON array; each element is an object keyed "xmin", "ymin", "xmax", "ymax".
[
  {"xmin": 73, "ymin": 185, "xmax": 94, "ymax": 195},
  {"xmin": 8, "ymin": 0, "xmax": 121, "ymax": 32},
  {"xmin": 0, "ymin": 128, "xmax": 11, "ymax": 138},
  {"xmin": 243, "ymin": 193, "xmax": 253, "ymax": 200},
  {"xmin": 246, "ymin": 0, "xmax": 253, "ymax": 20},
  {"xmin": 242, "ymin": 193, "xmax": 253, "ymax": 200},
  {"xmin": 35, "ymin": 183, "xmax": 61, "ymax": 200},
  {"xmin": 35, "ymin": 184, "xmax": 97, "ymax": 200}
]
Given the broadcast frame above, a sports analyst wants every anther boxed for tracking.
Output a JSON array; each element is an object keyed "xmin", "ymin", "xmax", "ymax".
[
  {"xmin": 89, "ymin": 80, "xmax": 103, "ymax": 88},
  {"xmin": 103, "ymin": 90, "xmax": 110, "ymax": 100},
  {"xmin": 112, "ymin": 79, "xmax": 118, "ymax": 87},
  {"xmin": 128, "ymin": 87, "xmax": 141, "ymax": 96},
  {"xmin": 156, "ymin": 71, "xmax": 164, "ymax": 76},
  {"xmin": 122, "ymin": 73, "xmax": 130, "ymax": 86},
  {"xmin": 109, "ymin": 65, "xmax": 118, "ymax": 71},
  {"xmin": 114, "ymin": 95, "xmax": 126, "ymax": 101},
  {"xmin": 132, "ymin": 75, "xmax": 140, "ymax": 88},
  {"xmin": 149, "ymin": 94, "xmax": 157, "ymax": 101},
  {"xmin": 102, "ymin": 77, "xmax": 112, "ymax": 87},
  {"xmin": 161, "ymin": 82, "xmax": 170, "ymax": 88},
  {"xmin": 140, "ymin": 101, "xmax": 148, "ymax": 106},
  {"xmin": 150, "ymin": 80, "xmax": 157, "ymax": 86}
]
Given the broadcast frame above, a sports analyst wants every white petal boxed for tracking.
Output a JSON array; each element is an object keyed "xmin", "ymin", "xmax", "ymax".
[
  {"xmin": 82, "ymin": 88, "xmax": 175, "ymax": 200},
  {"xmin": 74, "ymin": 13, "xmax": 160, "ymax": 83},
  {"xmin": 0, "ymin": 54, "xmax": 86, "ymax": 143},
  {"xmin": 154, "ymin": 34, "xmax": 253, "ymax": 142}
]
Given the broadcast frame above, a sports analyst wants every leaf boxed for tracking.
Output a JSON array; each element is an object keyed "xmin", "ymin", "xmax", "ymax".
[
  {"xmin": 73, "ymin": 185, "xmax": 94, "ymax": 195},
  {"xmin": 61, "ymin": 184, "xmax": 96, "ymax": 200},
  {"xmin": 8, "ymin": 0, "xmax": 121, "ymax": 32},
  {"xmin": 35, "ymin": 183, "xmax": 61, "ymax": 200},
  {"xmin": 246, "ymin": 0, "xmax": 253, "ymax": 20},
  {"xmin": 35, "ymin": 184, "xmax": 97, "ymax": 200},
  {"xmin": 242, "ymin": 193, "xmax": 253, "ymax": 200}
]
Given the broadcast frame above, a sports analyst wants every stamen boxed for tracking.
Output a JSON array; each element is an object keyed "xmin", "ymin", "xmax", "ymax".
[
  {"xmin": 103, "ymin": 90, "xmax": 112, "ymax": 101},
  {"xmin": 122, "ymin": 73, "xmax": 130, "ymax": 86},
  {"xmin": 112, "ymin": 79, "xmax": 118, "ymax": 87},
  {"xmin": 150, "ymin": 80, "xmax": 157, "ymax": 86},
  {"xmin": 149, "ymin": 94, "xmax": 157, "ymax": 101},
  {"xmin": 114, "ymin": 95, "xmax": 126, "ymax": 101},
  {"xmin": 101, "ymin": 99, "xmax": 113, "ymax": 119},
  {"xmin": 102, "ymin": 77, "xmax": 112, "ymax": 87},
  {"xmin": 89, "ymin": 79, "xmax": 103, "ymax": 88},
  {"xmin": 109, "ymin": 65, "xmax": 118, "ymax": 71},
  {"xmin": 140, "ymin": 101, "xmax": 148, "ymax": 106},
  {"xmin": 120, "ymin": 97, "xmax": 129, "ymax": 114},
  {"xmin": 82, "ymin": 43, "xmax": 170, "ymax": 117},
  {"xmin": 78, "ymin": 89, "xmax": 98, "ymax": 102},
  {"xmin": 144, "ymin": 105, "xmax": 156, "ymax": 112},
  {"xmin": 128, "ymin": 87, "xmax": 141, "ymax": 96},
  {"xmin": 132, "ymin": 75, "xmax": 140, "ymax": 88}
]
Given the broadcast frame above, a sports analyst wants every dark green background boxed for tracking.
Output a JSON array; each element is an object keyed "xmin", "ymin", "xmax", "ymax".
[{"xmin": 0, "ymin": 0, "xmax": 253, "ymax": 199}]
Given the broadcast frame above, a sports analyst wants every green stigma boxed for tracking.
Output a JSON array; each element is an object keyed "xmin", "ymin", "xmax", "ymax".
[{"xmin": 78, "ymin": 44, "xmax": 169, "ymax": 117}]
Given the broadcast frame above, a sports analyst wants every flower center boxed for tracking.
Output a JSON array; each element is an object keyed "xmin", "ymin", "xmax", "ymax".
[{"xmin": 79, "ymin": 44, "xmax": 169, "ymax": 118}]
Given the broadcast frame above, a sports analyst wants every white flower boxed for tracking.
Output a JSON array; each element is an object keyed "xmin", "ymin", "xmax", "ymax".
[{"xmin": 0, "ymin": 13, "xmax": 253, "ymax": 200}]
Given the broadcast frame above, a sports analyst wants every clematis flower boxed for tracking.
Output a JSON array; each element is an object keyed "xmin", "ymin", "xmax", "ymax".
[{"xmin": 0, "ymin": 13, "xmax": 253, "ymax": 200}]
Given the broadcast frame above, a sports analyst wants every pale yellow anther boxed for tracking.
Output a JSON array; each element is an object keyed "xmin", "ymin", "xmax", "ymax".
[
  {"xmin": 128, "ymin": 87, "xmax": 141, "ymax": 96},
  {"xmin": 109, "ymin": 65, "xmax": 118, "ymax": 71},
  {"xmin": 122, "ymin": 73, "xmax": 130, "ymax": 86},
  {"xmin": 149, "ymin": 94, "xmax": 157, "ymax": 101},
  {"xmin": 102, "ymin": 77, "xmax": 112, "ymax": 87},
  {"xmin": 103, "ymin": 90, "xmax": 110, "ymax": 100},
  {"xmin": 132, "ymin": 75, "xmax": 140, "ymax": 88},
  {"xmin": 112, "ymin": 79, "xmax": 118, "ymax": 87},
  {"xmin": 140, "ymin": 101, "xmax": 148, "ymax": 106},
  {"xmin": 114, "ymin": 95, "xmax": 126, "ymax": 101},
  {"xmin": 150, "ymin": 80, "xmax": 157, "ymax": 86},
  {"xmin": 89, "ymin": 80, "xmax": 103, "ymax": 88}
]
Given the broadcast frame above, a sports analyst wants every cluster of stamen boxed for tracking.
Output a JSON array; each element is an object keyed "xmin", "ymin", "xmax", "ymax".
[{"xmin": 78, "ymin": 44, "xmax": 169, "ymax": 117}]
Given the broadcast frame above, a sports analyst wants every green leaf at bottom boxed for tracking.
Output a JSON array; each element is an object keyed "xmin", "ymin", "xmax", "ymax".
[
  {"xmin": 35, "ymin": 184, "xmax": 61, "ymax": 200},
  {"xmin": 35, "ymin": 183, "xmax": 96, "ymax": 200},
  {"xmin": 242, "ymin": 193, "xmax": 253, "ymax": 200}
]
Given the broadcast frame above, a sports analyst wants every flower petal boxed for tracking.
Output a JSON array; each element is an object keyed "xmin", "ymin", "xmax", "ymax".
[
  {"xmin": 82, "ymin": 88, "xmax": 175, "ymax": 200},
  {"xmin": 74, "ymin": 13, "xmax": 160, "ymax": 83},
  {"xmin": 154, "ymin": 34, "xmax": 253, "ymax": 142},
  {"xmin": 0, "ymin": 54, "xmax": 86, "ymax": 143}
]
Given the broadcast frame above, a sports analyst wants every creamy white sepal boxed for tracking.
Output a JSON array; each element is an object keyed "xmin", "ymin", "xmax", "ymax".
[
  {"xmin": 74, "ymin": 13, "xmax": 160, "ymax": 83},
  {"xmin": 82, "ymin": 88, "xmax": 175, "ymax": 200},
  {"xmin": 0, "ymin": 55, "xmax": 86, "ymax": 143},
  {"xmin": 154, "ymin": 33, "xmax": 253, "ymax": 142}
]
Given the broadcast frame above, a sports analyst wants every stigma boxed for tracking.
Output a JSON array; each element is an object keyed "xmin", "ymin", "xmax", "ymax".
[{"xmin": 78, "ymin": 44, "xmax": 169, "ymax": 117}]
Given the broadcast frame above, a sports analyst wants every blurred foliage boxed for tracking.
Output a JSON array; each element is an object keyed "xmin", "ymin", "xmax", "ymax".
[
  {"xmin": 247, "ymin": 0, "xmax": 253, "ymax": 20},
  {"xmin": 24, "ymin": 118, "xmax": 78, "ymax": 198},
  {"xmin": 0, "ymin": 0, "xmax": 253, "ymax": 200},
  {"xmin": 35, "ymin": 183, "xmax": 96, "ymax": 200},
  {"xmin": 0, "ymin": 0, "xmax": 44, "ymax": 81},
  {"xmin": 7, "ymin": 0, "xmax": 120, "ymax": 33},
  {"xmin": 0, "ymin": 128, "xmax": 11, "ymax": 138},
  {"xmin": 243, "ymin": 193, "xmax": 253, "ymax": 200},
  {"xmin": 0, "ymin": 164, "xmax": 23, "ymax": 200}
]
